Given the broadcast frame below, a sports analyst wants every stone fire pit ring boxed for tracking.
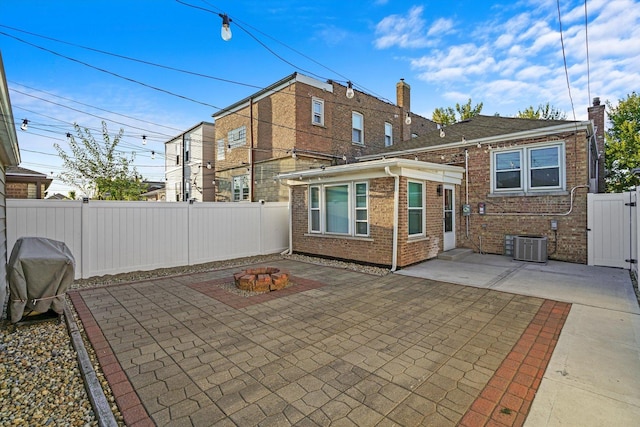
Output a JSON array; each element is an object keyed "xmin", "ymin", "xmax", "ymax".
[{"xmin": 234, "ymin": 267, "xmax": 290, "ymax": 293}]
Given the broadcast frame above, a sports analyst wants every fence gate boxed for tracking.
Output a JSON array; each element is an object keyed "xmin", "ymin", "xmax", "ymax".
[{"xmin": 587, "ymin": 191, "xmax": 637, "ymax": 268}]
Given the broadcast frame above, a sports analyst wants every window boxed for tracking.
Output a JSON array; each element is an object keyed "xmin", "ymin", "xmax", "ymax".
[
  {"xmin": 233, "ymin": 175, "xmax": 249, "ymax": 201},
  {"xmin": 529, "ymin": 146, "xmax": 560, "ymax": 188},
  {"xmin": 408, "ymin": 181, "xmax": 424, "ymax": 236},
  {"xmin": 308, "ymin": 182, "xmax": 368, "ymax": 236},
  {"xmin": 184, "ymin": 137, "xmax": 190, "ymax": 162},
  {"xmin": 492, "ymin": 143, "xmax": 564, "ymax": 193},
  {"xmin": 312, "ymin": 98, "xmax": 324, "ymax": 126},
  {"xmin": 385, "ymin": 123, "xmax": 393, "ymax": 147},
  {"xmin": 352, "ymin": 112, "xmax": 364, "ymax": 144},
  {"xmin": 228, "ymin": 126, "xmax": 247, "ymax": 149},
  {"xmin": 217, "ymin": 139, "xmax": 225, "ymax": 160}
]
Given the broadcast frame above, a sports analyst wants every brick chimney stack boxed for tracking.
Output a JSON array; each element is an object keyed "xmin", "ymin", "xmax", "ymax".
[
  {"xmin": 588, "ymin": 97, "xmax": 606, "ymax": 192},
  {"xmin": 396, "ymin": 79, "xmax": 410, "ymax": 112}
]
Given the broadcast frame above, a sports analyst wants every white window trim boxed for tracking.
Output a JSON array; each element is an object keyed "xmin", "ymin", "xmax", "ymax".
[
  {"xmin": 312, "ymin": 97, "xmax": 325, "ymax": 126},
  {"xmin": 308, "ymin": 181, "xmax": 369, "ymax": 237},
  {"xmin": 352, "ymin": 112, "xmax": 364, "ymax": 145},
  {"xmin": 490, "ymin": 142, "xmax": 566, "ymax": 194},
  {"xmin": 385, "ymin": 122, "xmax": 393, "ymax": 147},
  {"xmin": 407, "ymin": 180, "xmax": 425, "ymax": 237}
]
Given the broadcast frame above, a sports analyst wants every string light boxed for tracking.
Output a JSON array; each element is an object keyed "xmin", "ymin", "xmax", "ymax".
[
  {"xmin": 207, "ymin": 161, "xmax": 212, "ymax": 169},
  {"xmin": 151, "ymin": 150, "xmax": 155, "ymax": 160},
  {"xmin": 142, "ymin": 135, "xmax": 147, "ymax": 145},
  {"xmin": 219, "ymin": 13, "xmax": 232, "ymax": 41},
  {"xmin": 346, "ymin": 81, "xmax": 354, "ymax": 99},
  {"xmin": 405, "ymin": 113, "xmax": 412, "ymax": 125},
  {"xmin": 20, "ymin": 119, "xmax": 28, "ymax": 131},
  {"xmin": 439, "ymin": 128, "xmax": 445, "ymax": 138}
]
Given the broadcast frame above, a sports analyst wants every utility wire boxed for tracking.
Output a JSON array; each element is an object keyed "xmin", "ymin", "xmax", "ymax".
[{"xmin": 556, "ymin": 0, "xmax": 577, "ymax": 122}]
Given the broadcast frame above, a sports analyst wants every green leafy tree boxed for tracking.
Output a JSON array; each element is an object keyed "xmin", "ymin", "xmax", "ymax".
[
  {"xmin": 517, "ymin": 102, "xmax": 567, "ymax": 120},
  {"xmin": 68, "ymin": 190, "xmax": 76, "ymax": 200},
  {"xmin": 605, "ymin": 92, "xmax": 640, "ymax": 193},
  {"xmin": 432, "ymin": 99, "xmax": 483, "ymax": 125},
  {"xmin": 54, "ymin": 121, "xmax": 147, "ymax": 200}
]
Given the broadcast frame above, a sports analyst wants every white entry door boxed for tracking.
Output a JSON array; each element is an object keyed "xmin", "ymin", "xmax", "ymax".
[{"xmin": 443, "ymin": 185, "xmax": 456, "ymax": 251}]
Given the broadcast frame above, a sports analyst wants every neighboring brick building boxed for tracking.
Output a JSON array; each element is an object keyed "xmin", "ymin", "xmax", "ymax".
[
  {"xmin": 6, "ymin": 166, "xmax": 51, "ymax": 199},
  {"xmin": 212, "ymin": 73, "xmax": 437, "ymax": 202},
  {"xmin": 281, "ymin": 100, "xmax": 605, "ymax": 266},
  {"xmin": 164, "ymin": 122, "xmax": 215, "ymax": 202}
]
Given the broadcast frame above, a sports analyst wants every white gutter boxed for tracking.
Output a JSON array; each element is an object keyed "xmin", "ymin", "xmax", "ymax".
[
  {"xmin": 385, "ymin": 166, "xmax": 400, "ymax": 272},
  {"xmin": 358, "ymin": 121, "xmax": 593, "ymax": 161}
]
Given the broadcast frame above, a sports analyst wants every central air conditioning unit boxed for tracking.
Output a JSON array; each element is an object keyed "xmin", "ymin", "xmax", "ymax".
[{"xmin": 513, "ymin": 235, "xmax": 548, "ymax": 263}]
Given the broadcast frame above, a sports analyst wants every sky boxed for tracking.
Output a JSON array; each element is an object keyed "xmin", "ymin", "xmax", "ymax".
[{"xmin": 1, "ymin": 0, "xmax": 639, "ymax": 196}]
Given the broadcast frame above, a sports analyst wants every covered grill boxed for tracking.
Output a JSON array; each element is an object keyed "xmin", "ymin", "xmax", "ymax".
[{"xmin": 7, "ymin": 237, "xmax": 75, "ymax": 324}]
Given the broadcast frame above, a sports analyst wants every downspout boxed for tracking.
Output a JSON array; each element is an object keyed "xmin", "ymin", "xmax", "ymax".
[
  {"xmin": 249, "ymin": 97, "xmax": 255, "ymax": 202},
  {"xmin": 465, "ymin": 149, "xmax": 469, "ymax": 238},
  {"xmin": 281, "ymin": 184, "xmax": 293, "ymax": 255},
  {"xmin": 385, "ymin": 167, "xmax": 400, "ymax": 272}
]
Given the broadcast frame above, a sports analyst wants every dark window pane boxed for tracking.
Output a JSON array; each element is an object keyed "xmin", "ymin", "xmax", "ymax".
[
  {"xmin": 444, "ymin": 212, "xmax": 453, "ymax": 232},
  {"xmin": 496, "ymin": 171, "xmax": 521, "ymax": 189},
  {"xmin": 531, "ymin": 168, "xmax": 559, "ymax": 187},
  {"xmin": 408, "ymin": 210, "xmax": 422, "ymax": 234}
]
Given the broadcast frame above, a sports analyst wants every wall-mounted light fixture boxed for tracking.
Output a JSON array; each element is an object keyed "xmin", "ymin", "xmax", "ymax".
[
  {"xmin": 437, "ymin": 184, "xmax": 443, "ymax": 196},
  {"xmin": 219, "ymin": 13, "xmax": 232, "ymax": 41}
]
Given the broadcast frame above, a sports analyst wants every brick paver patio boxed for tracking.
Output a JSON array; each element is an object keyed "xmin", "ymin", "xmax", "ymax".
[{"xmin": 69, "ymin": 259, "xmax": 569, "ymax": 426}]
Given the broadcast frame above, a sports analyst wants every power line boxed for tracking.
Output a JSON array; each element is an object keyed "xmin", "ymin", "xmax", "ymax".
[{"xmin": 556, "ymin": 0, "xmax": 577, "ymax": 122}]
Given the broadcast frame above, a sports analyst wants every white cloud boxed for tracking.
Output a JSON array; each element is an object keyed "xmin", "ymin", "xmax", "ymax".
[{"xmin": 374, "ymin": 6, "xmax": 448, "ymax": 49}]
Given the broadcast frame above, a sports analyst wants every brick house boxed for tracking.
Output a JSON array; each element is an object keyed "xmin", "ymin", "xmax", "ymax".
[
  {"xmin": 6, "ymin": 166, "xmax": 51, "ymax": 199},
  {"xmin": 280, "ymin": 100, "xmax": 605, "ymax": 267},
  {"xmin": 164, "ymin": 122, "xmax": 215, "ymax": 202},
  {"xmin": 212, "ymin": 72, "xmax": 437, "ymax": 202}
]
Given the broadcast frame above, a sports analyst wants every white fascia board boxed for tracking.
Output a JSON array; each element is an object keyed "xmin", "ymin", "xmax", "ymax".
[
  {"xmin": 280, "ymin": 158, "xmax": 464, "ymax": 186},
  {"xmin": 358, "ymin": 121, "xmax": 593, "ymax": 161},
  {"xmin": 214, "ymin": 74, "xmax": 333, "ymax": 120}
]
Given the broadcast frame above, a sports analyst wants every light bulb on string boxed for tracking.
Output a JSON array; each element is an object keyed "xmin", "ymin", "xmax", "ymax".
[
  {"xmin": 142, "ymin": 135, "xmax": 147, "ymax": 145},
  {"xmin": 405, "ymin": 113, "xmax": 412, "ymax": 125},
  {"xmin": 20, "ymin": 119, "xmax": 28, "ymax": 131},
  {"xmin": 346, "ymin": 81, "xmax": 354, "ymax": 99},
  {"xmin": 151, "ymin": 151, "xmax": 155, "ymax": 160},
  {"xmin": 219, "ymin": 13, "xmax": 232, "ymax": 41}
]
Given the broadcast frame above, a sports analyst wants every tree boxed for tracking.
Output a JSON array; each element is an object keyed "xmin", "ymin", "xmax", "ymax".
[
  {"xmin": 605, "ymin": 92, "xmax": 640, "ymax": 193},
  {"xmin": 54, "ymin": 121, "xmax": 147, "ymax": 200},
  {"xmin": 517, "ymin": 102, "xmax": 567, "ymax": 120},
  {"xmin": 432, "ymin": 98, "xmax": 483, "ymax": 125}
]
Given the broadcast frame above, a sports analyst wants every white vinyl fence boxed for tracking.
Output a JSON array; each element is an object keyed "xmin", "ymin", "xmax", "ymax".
[
  {"xmin": 6, "ymin": 200, "xmax": 289, "ymax": 279},
  {"xmin": 587, "ymin": 188, "xmax": 639, "ymax": 274}
]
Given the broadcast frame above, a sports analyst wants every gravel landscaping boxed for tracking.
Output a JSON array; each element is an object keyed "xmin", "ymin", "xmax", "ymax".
[{"xmin": 0, "ymin": 254, "xmax": 389, "ymax": 426}]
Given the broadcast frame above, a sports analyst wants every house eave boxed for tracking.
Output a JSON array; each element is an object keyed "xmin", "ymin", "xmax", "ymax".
[
  {"xmin": 213, "ymin": 73, "xmax": 334, "ymax": 120},
  {"xmin": 279, "ymin": 158, "xmax": 464, "ymax": 186},
  {"xmin": 357, "ymin": 121, "xmax": 593, "ymax": 161}
]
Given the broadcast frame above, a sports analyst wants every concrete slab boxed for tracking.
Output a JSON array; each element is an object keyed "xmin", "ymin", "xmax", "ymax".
[{"xmin": 398, "ymin": 253, "xmax": 640, "ymax": 427}]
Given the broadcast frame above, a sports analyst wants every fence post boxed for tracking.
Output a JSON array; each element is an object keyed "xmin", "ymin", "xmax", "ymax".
[{"xmin": 80, "ymin": 198, "xmax": 90, "ymax": 279}]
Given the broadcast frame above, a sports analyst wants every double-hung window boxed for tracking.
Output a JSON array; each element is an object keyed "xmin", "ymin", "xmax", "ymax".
[
  {"xmin": 492, "ymin": 142, "xmax": 564, "ymax": 193},
  {"xmin": 352, "ymin": 112, "xmax": 364, "ymax": 144},
  {"xmin": 408, "ymin": 181, "xmax": 424, "ymax": 236},
  {"xmin": 312, "ymin": 98, "xmax": 324, "ymax": 126},
  {"xmin": 384, "ymin": 122, "xmax": 393, "ymax": 147},
  {"xmin": 308, "ymin": 182, "xmax": 368, "ymax": 236}
]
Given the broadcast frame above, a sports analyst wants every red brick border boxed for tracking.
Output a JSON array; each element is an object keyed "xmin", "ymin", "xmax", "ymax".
[
  {"xmin": 68, "ymin": 291, "xmax": 154, "ymax": 427},
  {"xmin": 188, "ymin": 275, "xmax": 326, "ymax": 309},
  {"xmin": 460, "ymin": 300, "xmax": 571, "ymax": 427}
]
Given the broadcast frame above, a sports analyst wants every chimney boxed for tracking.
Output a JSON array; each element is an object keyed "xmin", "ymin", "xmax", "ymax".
[
  {"xmin": 396, "ymin": 79, "xmax": 410, "ymax": 111},
  {"xmin": 588, "ymin": 97, "xmax": 606, "ymax": 192}
]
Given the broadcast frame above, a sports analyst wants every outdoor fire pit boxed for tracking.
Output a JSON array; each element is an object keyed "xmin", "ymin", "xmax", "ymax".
[{"xmin": 234, "ymin": 267, "xmax": 290, "ymax": 293}]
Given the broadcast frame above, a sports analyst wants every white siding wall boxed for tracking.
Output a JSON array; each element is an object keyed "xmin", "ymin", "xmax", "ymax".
[{"xmin": 7, "ymin": 200, "xmax": 288, "ymax": 279}]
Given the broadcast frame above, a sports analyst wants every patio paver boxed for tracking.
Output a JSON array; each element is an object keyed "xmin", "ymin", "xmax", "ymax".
[{"xmin": 69, "ymin": 259, "xmax": 569, "ymax": 426}]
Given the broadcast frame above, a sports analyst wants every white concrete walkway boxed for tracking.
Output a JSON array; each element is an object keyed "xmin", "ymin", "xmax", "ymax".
[{"xmin": 397, "ymin": 254, "xmax": 640, "ymax": 427}]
